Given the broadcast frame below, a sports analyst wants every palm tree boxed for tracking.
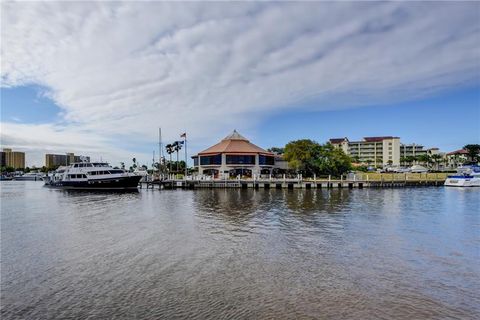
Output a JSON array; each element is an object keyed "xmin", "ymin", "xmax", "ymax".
[
  {"xmin": 431, "ymin": 154, "xmax": 443, "ymax": 171},
  {"xmin": 417, "ymin": 154, "xmax": 431, "ymax": 168},
  {"xmin": 405, "ymin": 156, "xmax": 416, "ymax": 167},
  {"xmin": 165, "ymin": 144, "xmax": 174, "ymax": 172},
  {"xmin": 173, "ymin": 141, "xmax": 183, "ymax": 172}
]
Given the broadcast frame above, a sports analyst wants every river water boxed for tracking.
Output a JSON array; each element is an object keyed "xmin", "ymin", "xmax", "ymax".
[{"xmin": 1, "ymin": 181, "xmax": 479, "ymax": 319}]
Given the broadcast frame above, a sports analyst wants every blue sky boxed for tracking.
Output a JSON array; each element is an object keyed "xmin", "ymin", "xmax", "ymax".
[{"xmin": 1, "ymin": 2, "xmax": 479, "ymax": 166}]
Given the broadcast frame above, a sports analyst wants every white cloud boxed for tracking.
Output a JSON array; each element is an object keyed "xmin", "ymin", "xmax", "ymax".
[{"xmin": 1, "ymin": 2, "xmax": 479, "ymax": 166}]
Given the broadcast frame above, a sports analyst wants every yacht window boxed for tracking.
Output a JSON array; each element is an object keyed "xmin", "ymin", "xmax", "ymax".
[{"xmin": 73, "ymin": 164, "xmax": 79, "ymax": 168}]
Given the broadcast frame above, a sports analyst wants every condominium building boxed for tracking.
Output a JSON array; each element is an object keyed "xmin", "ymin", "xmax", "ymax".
[
  {"xmin": 0, "ymin": 148, "xmax": 25, "ymax": 169},
  {"xmin": 330, "ymin": 136, "xmax": 442, "ymax": 167},
  {"xmin": 329, "ymin": 136, "xmax": 401, "ymax": 167},
  {"xmin": 45, "ymin": 153, "xmax": 90, "ymax": 168},
  {"xmin": 400, "ymin": 143, "xmax": 428, "ymax": 158}
]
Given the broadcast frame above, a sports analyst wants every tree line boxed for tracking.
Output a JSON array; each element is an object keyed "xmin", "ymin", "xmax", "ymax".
[{"xmin": 276, "ymin": 139, "xmax": 352, "ymax": 178}]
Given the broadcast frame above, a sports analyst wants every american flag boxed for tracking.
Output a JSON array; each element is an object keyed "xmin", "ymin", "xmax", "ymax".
[{"xmin": 180, "ymin": 132, "xmax": 186, "ymax": 138}]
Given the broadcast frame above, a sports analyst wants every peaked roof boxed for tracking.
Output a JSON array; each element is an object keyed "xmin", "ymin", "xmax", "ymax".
[
  {"xmin": 222, "ymin": 130, "xmax": 248, "ymax": 141},
  {"xmin": 197, "ymin": 130, "xmax": 272, "ymax": 155}
]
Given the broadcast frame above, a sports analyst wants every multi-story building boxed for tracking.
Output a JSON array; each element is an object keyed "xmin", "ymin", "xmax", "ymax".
[
  {"xmin": 329, "ymin": 137, "xmax": 401, "ymax": 167},
  {"xmin": 400, "ymin": 143, "xmax": 428, "ymax": 158},
  {"xmin": 45, "ymin": 153, "xmax": 90, "ymax": 168},
  {"xmin": 445, "ymin": 149, "xmax": 469, "ymax": 168},
  {"xmin": 0, "ymin": 148, "xmax": 25, "ymax": 169}
]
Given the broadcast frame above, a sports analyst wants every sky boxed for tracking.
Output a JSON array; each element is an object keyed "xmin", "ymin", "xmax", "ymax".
[{"xmin": 1, "ymin": 1, "xmax": 479, "ymax": 167}]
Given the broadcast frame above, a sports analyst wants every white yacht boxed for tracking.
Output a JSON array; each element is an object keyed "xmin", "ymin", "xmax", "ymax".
[
  {"xmin": 444, "ymin": 165, "xmax": 480, "ymax": 187},
  {"xmin": 44, "ymin": 162, "xmax": 143, "ymax": 190}
]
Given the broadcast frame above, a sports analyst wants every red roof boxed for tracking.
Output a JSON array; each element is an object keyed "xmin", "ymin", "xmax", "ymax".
[
  {"xmin": 363, "ymin": 136, "xmax": 399, "ymax": 142},
  {"xmin": 329, "ymin": 138, "xmax": 347, "ymax": 144},
  {"xmin": 197, "ymin": 130, "xmax": 273, "ymax": 156},
  {"xmin": 446, "ymin": 149, "xmax": 468, "ymax": 156}
]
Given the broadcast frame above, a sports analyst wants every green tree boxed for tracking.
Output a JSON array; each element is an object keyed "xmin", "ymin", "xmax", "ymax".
[
  {"xmin": 267, "ymin": 147, "xmax": 285, "ymax": 154},
  {"xmin": 430, "ymin": 154, "xmax": 443, "ymax": 171},
  {"xmin": 284, "ymin": 139, "xmax": 319, "ymax": 176},
  {"xmin": 284, "ymin": 140, "xmax": 351, "ymax": 177},
  {"xmin": 1, "ymin": 166, "xmax": 15, "ymax": 173},
  {"xmin": 463, "ymin": 144, "xmax": 480, "ymax": 163},
  {"xmin": 417, "ymin": 154, "xmax": 431, "ymax": 168},
  {"xmin": 405, "ymin": 156, "xmax": 416, "ymax": 166},
  {"xmin": 313, "ymin": 143, "xmax": 352, "ymax": 177}
]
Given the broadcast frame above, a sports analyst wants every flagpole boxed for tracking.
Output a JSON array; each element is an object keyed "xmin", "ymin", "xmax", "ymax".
[
  {"xmin": 159, "ymin": 128, "xmax": 162, "ymax": 177},
  {"xmin": 184, "ymin": 132, "xmax": 187, "ymax": 179}
]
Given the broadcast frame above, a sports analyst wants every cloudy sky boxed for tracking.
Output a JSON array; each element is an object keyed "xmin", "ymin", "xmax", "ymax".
[{"xmin": 1, "ymin": 1, "xmax": 479, "ymax": 167}]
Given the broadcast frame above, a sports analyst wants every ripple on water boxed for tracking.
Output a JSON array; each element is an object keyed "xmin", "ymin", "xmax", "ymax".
[{"xmin": 1, "ymin": 183, "xmax": 479, "ymax": 319}]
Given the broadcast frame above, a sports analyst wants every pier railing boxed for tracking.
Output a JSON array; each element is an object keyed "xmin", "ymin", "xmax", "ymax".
[{"xmin": 140, "ymin": 172, "xmax": 447, "ymax": 189}]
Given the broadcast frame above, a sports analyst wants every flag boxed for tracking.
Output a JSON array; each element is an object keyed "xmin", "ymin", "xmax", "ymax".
[{"xmin": 180, "ymin": 132, "xmax": 186, "ymax": 138}]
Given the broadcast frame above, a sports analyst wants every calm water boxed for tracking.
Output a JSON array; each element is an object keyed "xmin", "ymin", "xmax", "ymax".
[{"xmin": 1, "ymin": 182, "xmax": 479, "ymax": 319}]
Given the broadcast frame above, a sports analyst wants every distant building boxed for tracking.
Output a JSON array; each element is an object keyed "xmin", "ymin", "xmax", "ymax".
[
  {"xmin": 329, "ymin": 136, "xmax": 401, "ymax": 167},
  {"xmin": 329, "ymin": 136, "xmax": 443, "ymax": 167},
  {"xmin": 400, "ymin": 143, "xmax": 427, "ymax": 158},
  {"xmin": 192, "ymin": 130, "xmax": 276, "ymax": 178},
  {"xmin": 1, "ymin": 148, "xmax": 25, "ymax": 169},
  {"xmin": 445, "ymin": 149, "xmax": 469, "ymax": 168},
  {"xmin": 45, "ymin": 153, "xmax": 90, "ymax": 168}
]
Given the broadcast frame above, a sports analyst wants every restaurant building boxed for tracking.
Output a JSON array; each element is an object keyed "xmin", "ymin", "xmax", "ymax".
[{"xmin": 192, "ymin": 130, "xmax": 275, "ymax": 178}]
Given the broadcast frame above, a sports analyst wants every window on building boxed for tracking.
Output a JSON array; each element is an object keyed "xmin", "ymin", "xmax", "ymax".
[
  {"xmin": 226, "ymin": 155, "xmax": 255, "ymax": 165},
  {"xmin": 200, "ymin": 154, "xmax": 222, "ymax": 165},
  {"xmin": 259, "ymin": 155, "xmax": 275, "ymax": 166},
  {"xmin": 193, "ymin": 157, "xmax": 198, "ymax": 166}
]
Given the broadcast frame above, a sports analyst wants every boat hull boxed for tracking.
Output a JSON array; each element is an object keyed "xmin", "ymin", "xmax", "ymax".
[
  {"xmin": 45, "ymin": 175, "xmax": 142, "ymax": 190},
  {"xmin": 444, "ymin": 176, "xmax": 480, "ymax": 187},
  {"xmin": 13, "ymin": 176, "xmax": 44, "ymax": 181}
]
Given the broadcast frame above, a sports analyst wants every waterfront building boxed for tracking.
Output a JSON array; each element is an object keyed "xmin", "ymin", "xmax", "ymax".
[
  {"xmin": 400, "ymin": 143, "xmax": 428, "ymax": 158},
  {"xmin": 192, "ymin": 130, "xmax": 275, "ymax": 178},
  {"xmin": 1, "ymin": 148, "xmax": 25, "ymax": 169},
  {"xmin": 330, "ymin": 136, "xmax": 443, "ymax": 167},
  {"xmin": 446, "ymin": 149, "xmax": 469, "ymax": 168},
  {"xmin": 329, "ymin": 136, "xmax": 401, "ymax": 167},
  {"xmin": 45, "ymin": 153, "xmax": 90, "ymax": 168}
]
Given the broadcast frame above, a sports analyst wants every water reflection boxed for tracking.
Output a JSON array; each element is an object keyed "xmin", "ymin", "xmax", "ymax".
[{"xmin": 1, "ymin": 182, "xmax": 479, "ymax": 319}]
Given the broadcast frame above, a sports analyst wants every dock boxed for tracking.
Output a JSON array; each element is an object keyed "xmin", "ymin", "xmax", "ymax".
[{"xmin": 140, "ymin": 174, "xmax": 446, "ymax": 190}]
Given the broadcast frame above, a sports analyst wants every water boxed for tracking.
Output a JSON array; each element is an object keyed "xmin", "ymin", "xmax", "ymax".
[{"xmin": 1, "ymin": 182, "xmax": 479, "ymax": 319}]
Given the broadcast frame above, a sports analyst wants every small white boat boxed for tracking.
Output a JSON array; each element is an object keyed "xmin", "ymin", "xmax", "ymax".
[
  {"xmin": 444, "ymin": 165, "xmax": 480, "ymax": 187},
  {"xmin": 13, "ymin": 172, "xmax": 45, "ymax": 181},
  {"xmin": 410, "ymin": 165, "xmax": 428, "ymax": 173}
]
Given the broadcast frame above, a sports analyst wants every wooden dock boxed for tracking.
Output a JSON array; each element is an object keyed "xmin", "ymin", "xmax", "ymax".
[{"xmin": 140, "ymin": 177, "xmax": 446, "ymax": 190}]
